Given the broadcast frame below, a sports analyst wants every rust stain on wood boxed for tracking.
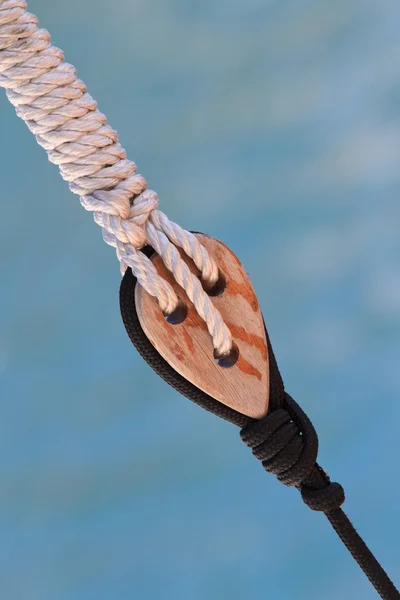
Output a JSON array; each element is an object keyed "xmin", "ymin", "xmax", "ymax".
[
  {"xmin": 236, "ymin": 355, "xmax": 262, "ymax": 381},
  {"xmin": 182, "ymin": 327, "xmax": 196, "ymax": 355},
  {"xmin": 226, "ymin": 323, "xmax": 267, "ymax": 360},
  {"xmin": 213, "ymin": 244, "xmax": 258, "ymax": 312},
  {"xmin": 227, "ymin": 281, "xmax": 259, "ymax": 312},
  {"xmin": 171, "ymin": 341, "xmax": 185, "ymax": 362}
]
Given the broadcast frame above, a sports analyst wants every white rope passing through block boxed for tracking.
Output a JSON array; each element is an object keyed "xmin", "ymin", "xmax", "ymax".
[{"xmin": 0, "ymin": 0, "xmax": 233, "ymax": 357}]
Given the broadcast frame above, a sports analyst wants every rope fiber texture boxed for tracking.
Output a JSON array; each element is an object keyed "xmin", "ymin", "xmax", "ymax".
[
  {"xmin": 120, "ymin": 265, "xmax": 400, "ymax": 600},
  {"xmin": 0, "ymin": 0, "xmax": 232, "ymax": 356}
]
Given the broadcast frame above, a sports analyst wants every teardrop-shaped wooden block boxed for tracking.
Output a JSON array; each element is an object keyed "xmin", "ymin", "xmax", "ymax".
[{"xmin": 135, "ymin": 234, "xmax": 269, "ymax": 418}]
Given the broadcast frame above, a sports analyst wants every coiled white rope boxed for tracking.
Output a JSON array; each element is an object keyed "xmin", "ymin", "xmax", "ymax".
[{"xmin": 0, "ymin": 0, "xmax": 232, "ymax": 356}]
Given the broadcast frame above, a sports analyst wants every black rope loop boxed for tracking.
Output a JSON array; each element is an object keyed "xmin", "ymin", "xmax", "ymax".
[
  {"xmin": 240, "ymin": 392, "xmax": 345, "ymax": 513},
  {"xmin": 120, "ymin": 261, "xmax": 399, "ymax": 599}
]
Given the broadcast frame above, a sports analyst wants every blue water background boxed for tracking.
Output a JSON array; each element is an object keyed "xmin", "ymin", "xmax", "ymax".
[{"xmin": 1, "ymin": 1, "xmax": 400, "ymax": 598}]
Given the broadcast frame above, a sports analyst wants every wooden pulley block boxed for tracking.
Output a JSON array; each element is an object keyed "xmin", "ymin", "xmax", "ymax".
[{"xmin": 135, "ymin": 234, "xmax": 269, "ymax": 419}]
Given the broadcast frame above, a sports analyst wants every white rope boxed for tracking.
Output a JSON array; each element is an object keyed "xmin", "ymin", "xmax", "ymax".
[{"xmin": 0, "ymin": 0, "xmax": 232, "ymax": 356}]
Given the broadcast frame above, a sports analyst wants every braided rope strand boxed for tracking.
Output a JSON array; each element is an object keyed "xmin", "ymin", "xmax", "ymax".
[{"xmin": 0, "ymin": 0, "xmax": 232, "ymax": 356}]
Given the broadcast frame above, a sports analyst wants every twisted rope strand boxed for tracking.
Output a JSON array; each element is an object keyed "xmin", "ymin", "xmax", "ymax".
[{"xmin": 0, "ymin": 0, "xmax": 232, "ymax": 356}]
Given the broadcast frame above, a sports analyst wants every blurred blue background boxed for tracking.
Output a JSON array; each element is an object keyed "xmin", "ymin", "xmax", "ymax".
[{"xmin": 1, "ymin": 1, "xmax": 399, "ymax": 598}]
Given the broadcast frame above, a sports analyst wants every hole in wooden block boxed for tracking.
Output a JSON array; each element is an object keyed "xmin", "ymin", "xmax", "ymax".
[
  {"xmin": 202, "ymin": 269, "xmax": 227, "ymax": 297},
  {"xmin": 164, "ymin": 301, "xmax": 188, "ymax": 325},
  {"xmin": 214, "ymin": 341, "xmax": 240, "ymax": 368}
]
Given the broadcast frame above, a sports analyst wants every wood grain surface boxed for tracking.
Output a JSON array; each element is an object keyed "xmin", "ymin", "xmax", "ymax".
[{"xmin": 135, "ymin": 234, "xmax": 269, "ymax": 418}]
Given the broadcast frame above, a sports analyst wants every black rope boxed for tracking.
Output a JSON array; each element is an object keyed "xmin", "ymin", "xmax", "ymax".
[
  {"xmin": 119, "ymin": 265, "xmax": 399, "ymax": 600},
  {"xmin": 240, "ymin": 394, "xmax": 399, "ymax": 599}
]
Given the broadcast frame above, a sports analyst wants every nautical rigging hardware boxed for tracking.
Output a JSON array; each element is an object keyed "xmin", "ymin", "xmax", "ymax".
[{"xmin": 0, "ymin": 2, "xmax": 398, "ymax": 598}]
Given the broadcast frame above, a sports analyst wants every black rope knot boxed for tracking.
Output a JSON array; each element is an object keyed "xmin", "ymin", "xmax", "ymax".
[
  {"xmin": 301, "ymin": 481, "xmax": 345, "ymax": 512},
  {"xmin": 240, "ymin": 392, "xmax": 345, "ymax": 513}
]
